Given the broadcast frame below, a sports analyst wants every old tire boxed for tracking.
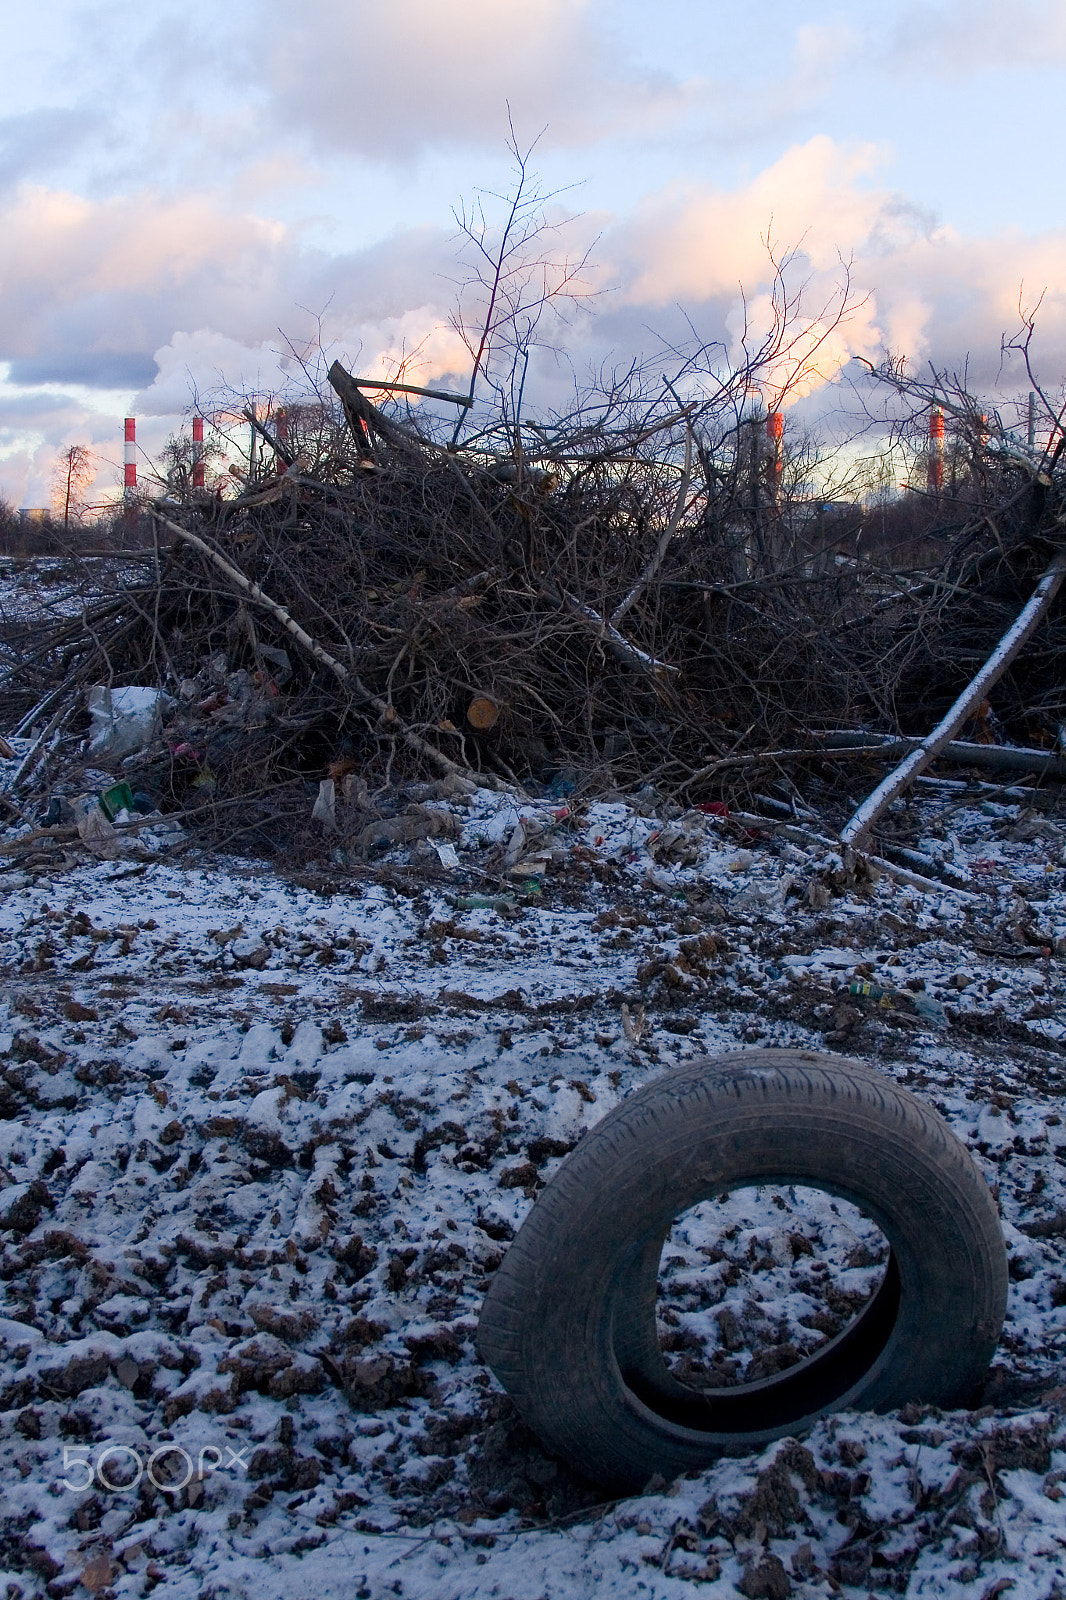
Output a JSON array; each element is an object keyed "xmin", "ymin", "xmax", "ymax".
[{"xmin": 477, "ymin": 1048, "xmax": 1007, "ymax": 1491}]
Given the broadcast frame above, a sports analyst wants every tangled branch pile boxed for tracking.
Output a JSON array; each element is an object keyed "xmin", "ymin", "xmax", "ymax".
[{"xmin": 3, "ymin": 355, "xmax": 1066, "ymax": 858}]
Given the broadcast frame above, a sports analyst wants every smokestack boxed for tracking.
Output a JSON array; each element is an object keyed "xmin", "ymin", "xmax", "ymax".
[
  {"xmin": 766, "ymin": 410, "xmax": 784, "ymax": 504},
  {"xmin": 927, "ymin": 405, "xmax": 944, "ymax": 494},
  {"xmin": 124, "ymin": 418, "xmax": 137, "ymax": 490},
  {"xmin": 192, "ymin": 416, "xmax": 205, "ymax": 489}
]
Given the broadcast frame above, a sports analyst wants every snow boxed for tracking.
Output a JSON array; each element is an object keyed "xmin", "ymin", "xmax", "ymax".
[{"xmin": 0, "ymin": 765, "xmax": 1066, "ymax": 1595}]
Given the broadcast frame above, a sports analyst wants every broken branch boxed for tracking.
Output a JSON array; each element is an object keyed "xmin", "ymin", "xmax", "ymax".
[{"xmin": 841, "ymin": 545, "xmax": 1066, "ymax": 846}]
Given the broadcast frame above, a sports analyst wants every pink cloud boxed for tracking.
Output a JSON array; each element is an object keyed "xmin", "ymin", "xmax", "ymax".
[
  {"xmin": 597, "ymin": 137, "xmax": 1066, "ymax": 404},
  {"xmin": 610, "ymin": 139, "xmax": 892, "ymax": 306},
  {"xmin": 7, "ymin": 134, "xmax": 1066, "ymax": 506}
]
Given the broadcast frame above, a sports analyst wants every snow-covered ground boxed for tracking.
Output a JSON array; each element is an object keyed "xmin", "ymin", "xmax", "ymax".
[
  {"xmin": 0, "ymin": 554, "xmax": 150, "ymax": 626},
  {"xmin": 1, "ymin": 774, "xmax": 1066, "ymax": 1598}
]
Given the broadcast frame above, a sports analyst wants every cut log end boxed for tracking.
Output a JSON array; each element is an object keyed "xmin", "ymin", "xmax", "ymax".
[{"xmin": 467, "ymin": 696, "xmax": 500, "ymax": 731}]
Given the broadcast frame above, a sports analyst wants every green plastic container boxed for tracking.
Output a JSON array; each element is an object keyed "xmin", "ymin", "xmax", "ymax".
[{"xmin": 99, "ymin": 781, "xmax": 135, "ymax": 821}]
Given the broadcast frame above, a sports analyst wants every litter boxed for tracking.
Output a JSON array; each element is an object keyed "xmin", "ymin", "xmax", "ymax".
[
  {"xmin": 311, "ymin": 778, "xmax": 337, "ymax": 832},
  {"xmin": 99, "ymin": 780, "xmax": 135, "ymax": 822},
  {"xmin": 455, "ymin": 893, "xmax": 517, "ymax": 913},
  {"xmin": 912, "ymin": 993, "xmax": 950, "ymax": 1030},
  {"xmin": 72, "ymin": 794, "xmax": 118, "ymax": 859},
  {"xmin": 87, "ymin": 685, "xmax": 174, "ymax": 760}
]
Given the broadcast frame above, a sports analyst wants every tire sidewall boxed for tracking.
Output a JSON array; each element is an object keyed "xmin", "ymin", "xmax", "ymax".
[{"xmin": 479, "ymin": 1052, "xmax": 1007, "ymax": 1489}]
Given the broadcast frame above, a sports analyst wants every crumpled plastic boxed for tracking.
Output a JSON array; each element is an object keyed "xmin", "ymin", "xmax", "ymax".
[
  {"xmin": 87, "ymin": 685, "xmax": 175, "ymax": 760},
  {"xmin": 311, "ymin": 778, "xmax": 337, "ymax": 832},
  {"xmin": 72, "ymin": 795, "xmax": 118, "ymax": 859}
]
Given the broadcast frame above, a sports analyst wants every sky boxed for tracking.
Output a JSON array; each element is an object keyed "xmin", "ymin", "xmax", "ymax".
[{"xmin": 3, "ymin": 0, "xmax": 1066, "ymax": 507}]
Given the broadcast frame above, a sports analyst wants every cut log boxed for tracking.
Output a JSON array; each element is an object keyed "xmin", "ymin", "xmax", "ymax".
[
  {"xmin": 813, "ymin": 730, "xmax": 1066, "ymax": 779},
  {"xmin": 467, "ymin": 696, "xmax": 500, "ymax": 730}
]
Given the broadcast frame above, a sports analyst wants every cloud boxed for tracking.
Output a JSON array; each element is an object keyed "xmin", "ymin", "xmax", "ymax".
[
  {"xmin": 0, "ymin": 387, "xmax": 93, "ymax": 424},
  {"xmin": 857, "ymin": 226, "xmax": 1066, "ymax": 391},
  {"xmin": 9, "ymin": 353, "xmax": 160, "ymax": 388},
  {"xmin": 138, "ymin": 311, "xmax": 474, "ymax": 419},
  {"xmin": 723, "ymin": 292, "xmax": 876, "ymax": 407},
  {"xmin": 744, "ymin": 2, "xmax": 1066, "ymax": 83},
  {"xmin": 611, "ymin": 139, "xmax": 892, "ymax": 306},
  {"xmin": 250, "ymin": 0, "xmax": 694, "ymax": 159},
  {"xmin": 0, "ymin": 377, "xmax": 128, "ymax": 511},
  {"xmin": 0, "ymin": 183, "xmax": 372, "ymax": 398},
  {"xmin": 0, "ymin": 179, "xmax": 461, "ymax": 499},
  {"xmin": 793, "ymin": 20, "xmax": 861, "ymax": 78},
  {"xmin": 0, "ymin": 108, "xmax": 105, "ymax": 196},
  {"xmin": 348, "ymin": 313, "xmax": 472, "ymax": 390},
  {"xmin": 590, "ymin": 139, "xmax": 890, "ymax": 404},
  {"xmin": 6, "ymin": 132, "xmax": 1066, "ymax": 506},
  {"xmin": 885, "ymin": 0, "xmax": 1066, "ymax": 72},
  {"xmin": 591, "ymin": 136, "xmax": 1066, "ymax": 407}
]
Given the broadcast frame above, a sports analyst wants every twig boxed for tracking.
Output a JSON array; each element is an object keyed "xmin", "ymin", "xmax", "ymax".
[
  {"xmin": 542, "ymin": 585, "xmax": 680, "ymax": 680},
  {"xmin": 679, "ymin": 741, "xmax": 906, "ymax": 793},
  {"xmin": 728, "ymin": 810, "xmax": 981, "ymax": 900},
  {"xmin": 811, "ymin": 730, "xmax": 1066, "ymax": 779},
  {"xmin": 327, "ymin": 361, "xmax": 411, "ymax": 453},
  {"xmin": 11, "ymin": 681, "xmax": 74, "ymax": 740},
  {"xmin": 0, "ymin": 780, "xmax": 315, "ymax": 858}
]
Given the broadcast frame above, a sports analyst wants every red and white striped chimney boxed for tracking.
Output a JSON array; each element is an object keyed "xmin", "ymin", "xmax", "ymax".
[
  {"xmin": 766, "ymin": 410, "xmax": 784, "ymax": 504},
  {"xmin": 192, "ymin": 416, "xmax": 205, "ymax": 489},
  {"xmin": 124, "ymin": 417, "xmax": 137, "ymax": 490},
  {"xmin": 927, "ymin": 405, "xmax": 944, "ymax": 494}
]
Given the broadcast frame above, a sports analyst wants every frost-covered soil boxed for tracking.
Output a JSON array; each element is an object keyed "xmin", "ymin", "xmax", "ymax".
[
  {"xmin": 0, "ymin": 555, "xmax": 142, "ymax": 627},
  {"xmin": 1, "ymin": 773, "xmax": 1066, "ymax": 1598}
]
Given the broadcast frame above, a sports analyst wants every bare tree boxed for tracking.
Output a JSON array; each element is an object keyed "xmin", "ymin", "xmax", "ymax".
[
  {"xmin": 446, "ymin": 118, "xmax": 598, "ymax": 452},
  {"xmin": 154, "ymin": 424, "xmax": 226, "ymax": 499},
  {"xmin": 52, "ymin": 444, "xmax": 95, "ymax": 531},
  {"xmin": 999, "ymin": 289, "xmax": 1066, "ymax": 469}
]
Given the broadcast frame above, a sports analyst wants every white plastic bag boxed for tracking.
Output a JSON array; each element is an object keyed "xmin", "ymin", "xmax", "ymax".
[
  {"xmin": 311, "ymin": 778, "xmax": 337, "ymax": 831},
  {"xmin": 87, "ymin": 685, "xmax": 174, "ymax": 759}
]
